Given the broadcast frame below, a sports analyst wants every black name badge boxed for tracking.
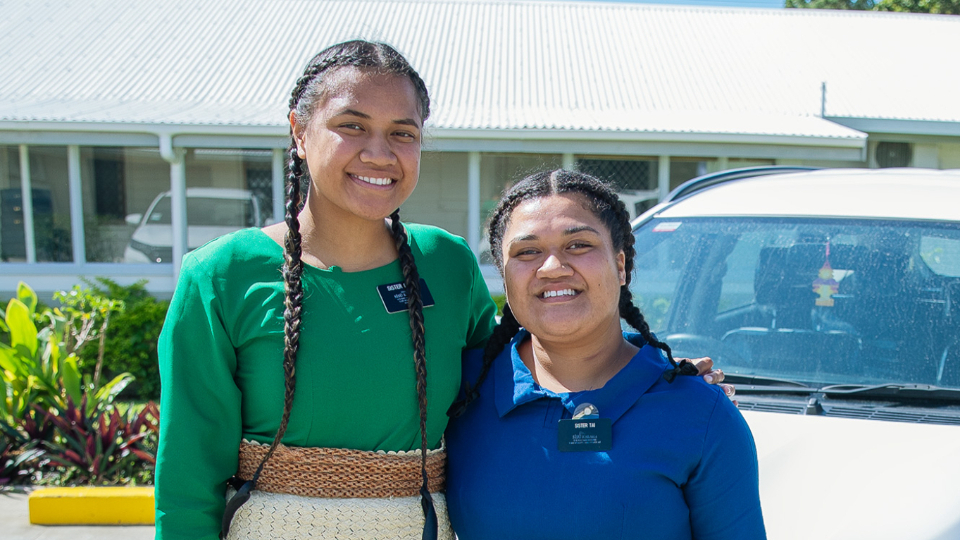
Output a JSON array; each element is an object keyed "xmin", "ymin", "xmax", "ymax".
[
  {"xmin": 558, "ymin": 418, "xmax": 612, "ymax": 452},
  {"xmin": 377, "ymin": 278, "xmax": 436, "ymax": 314}
]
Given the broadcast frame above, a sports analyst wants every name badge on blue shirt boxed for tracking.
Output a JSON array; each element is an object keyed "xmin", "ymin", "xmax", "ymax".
[
  {"xmin": 558, "ymin": 403, "xmax": 612, "ymax": 452},
  {"xmin": 377, "ymin": 278, "xmax": 436, "ymax": 314}
]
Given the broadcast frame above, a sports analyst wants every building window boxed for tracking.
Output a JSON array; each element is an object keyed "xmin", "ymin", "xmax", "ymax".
[
  {"xmin": 669, "ymin": 159, "xmax": 710, "ymax": 191},
  {"xmin": 0, "ymin": 146, "xmax": 73, "ymax": 262},
  {"xmin": 244, "ymin": 156, "xmax": 274, "ymax": 226},
  {"xmin": 186, "ymin": 148, "xmax": 274, "ymax": 226},
  {"xmin": 0, "ymin": 146, "xmax": 23, "ymax": 262},
  {"xmin": 576, "ymin": 156, "xmax": 657, "ymax": 218},
  {"xmin": 29, "ymin": 146, "xmax": 72, "ymax": 262},
  {"xmin": 82, "ymin": 147, "xmax": 170, "ymax": 263},
  {"xmin": 576, "ymin": 157, "xmax": 655, "ymax": 192},
  {"xmin": 108, "ymin": 148, "xmax": 274, "ymax": 264},
  {"xmin": 93, "ymin": 148, "xmax": 125, "ymax": 220},
  {"xmin": 480, "ymin": 153, "xmax": 564, "ymax": 208},
  {"xmin": 3, "ymin": 145, "xmax": 279, "ymax": 266},
  {"xmin": 477, "ymin": 153, "xmax": 563, "ymax": 262}
]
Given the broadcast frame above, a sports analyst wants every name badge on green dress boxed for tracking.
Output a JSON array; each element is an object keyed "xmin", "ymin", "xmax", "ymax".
[
  {"xmin": 558, "ymin": 403, "xmax": 612, "ymax": 452},
  {"xmin": 377, "ymin": 278, "xmax": 436, "ymax": 314}
]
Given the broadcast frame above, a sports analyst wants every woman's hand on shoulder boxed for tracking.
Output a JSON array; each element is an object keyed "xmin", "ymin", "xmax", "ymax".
[{"xmin": 681, "ymin": 356, "xmax": 737, "ymax": 406}]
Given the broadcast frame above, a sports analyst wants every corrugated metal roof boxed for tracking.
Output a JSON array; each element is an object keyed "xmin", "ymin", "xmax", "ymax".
[{"xmin": 0, "ymin": 0, "xmax": 957, "ymax": 140}]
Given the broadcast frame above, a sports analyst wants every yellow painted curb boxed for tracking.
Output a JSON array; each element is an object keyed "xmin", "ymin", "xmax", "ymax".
[{"xmin": 29, "ymin": 486, "xmax": 155, "ymax": 525}]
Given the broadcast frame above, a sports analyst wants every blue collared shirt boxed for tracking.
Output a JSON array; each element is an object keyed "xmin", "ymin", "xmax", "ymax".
[{"xmin": 446, "ymin": 330, "xmax": 765, "ymax": 540}]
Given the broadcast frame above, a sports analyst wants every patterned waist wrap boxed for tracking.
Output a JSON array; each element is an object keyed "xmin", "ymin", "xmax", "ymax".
[{"xmin": 225, "ymin": 440, "xmax": 453, "ymax": 540}]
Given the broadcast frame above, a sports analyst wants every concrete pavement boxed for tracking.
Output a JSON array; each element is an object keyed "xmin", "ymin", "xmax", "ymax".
[{"xmin": 0, "ymin": 490, "xmax": 153, "ymax": 540}]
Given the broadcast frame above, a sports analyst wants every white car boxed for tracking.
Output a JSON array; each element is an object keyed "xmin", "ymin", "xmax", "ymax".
[
  {"xmin": 124, "ymin": 188, "xmax": 262, "ymax": 263},
  {"xmin": 630, "ymin": 167, "xmax": 960, "ymax": 539}
]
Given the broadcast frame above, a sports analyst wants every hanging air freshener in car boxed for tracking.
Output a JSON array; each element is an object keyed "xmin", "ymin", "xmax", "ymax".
[{"xmin": 812, "ymin": 240, "xmax": 840, "ymax": 307}]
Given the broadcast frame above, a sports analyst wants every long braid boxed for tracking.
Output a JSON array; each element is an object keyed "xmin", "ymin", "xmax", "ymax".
[
  {"xmin": 263, "ymin": 146, "xmax": 306, "ymax": 468},
  {"xmin": 448, "ymin": 304, "xmax": 521, "ymax": 418},
  {"xmin": 221, "ymin": 40, "xmax": 435, "ymax": 539},
  {"xmin": 289, "ymin": 60, "xmax": 332, "ymax": 109},
  {"xmin": 388, "ymin": 209, "xmax": 438, "ymax": 539},
  {"xmin": 620, "ymin": 292, "xmax": 695, "ymax": 381},
  {"xmin": 219, "ymin": 144, "xmax": 306, "ymax": 540},
  {"xmin": 562, "ymin": 173, "xmax": 696, "ymax": 382},
  {"xmin": 448, "ymin": 178, "xmax": 553, "ymax": 413},
  {"xmin": 451, "ymin": 173, "xmax": 561, "ymax": 413},
  {"xmin": 240, "ymin": 55, "xmax": 319, "ymax": 490},
  {"xmin": 599, "ymin": 185, "xmax": 698, "ymax": 382},
  {"xmin": 454, "ymin": 170, "xmax": 698, "ymax": 418},
  {"xmin": 388, "ymin": 211, "xmax": 428, "ymax": 462}
]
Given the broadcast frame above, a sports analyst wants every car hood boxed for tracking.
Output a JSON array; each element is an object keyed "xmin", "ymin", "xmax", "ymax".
[
  {"xmin": 129, "ymin": 224, "xmax": 241, "ymax": 250},
  {"xmin": 742, "ymin": 410, "xmax": 960, "ymax": 540}
]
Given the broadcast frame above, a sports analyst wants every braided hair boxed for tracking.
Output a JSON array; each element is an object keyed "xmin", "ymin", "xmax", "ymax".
[
  {"xmin": 449, "ymin": 170, "xmax": 698, "ymax": 418},
  {"xmin": 221, "ymin": 41, "xmax": 437, "ymax": 540}
]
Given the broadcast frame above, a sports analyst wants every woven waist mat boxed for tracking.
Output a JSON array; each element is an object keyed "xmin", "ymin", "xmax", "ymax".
[
  {"xmin": 224, "ymin": 489, "xmax": 454, "ymax": 540},
  {"xmin": 236, "ymin": 441, "xmax": 446, "ymax": 498}
]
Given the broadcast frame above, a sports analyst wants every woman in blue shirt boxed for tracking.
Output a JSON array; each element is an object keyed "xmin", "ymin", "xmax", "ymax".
[{"xmin": 445, "ymin": 169, "xmax": 765, "ymax": 539}]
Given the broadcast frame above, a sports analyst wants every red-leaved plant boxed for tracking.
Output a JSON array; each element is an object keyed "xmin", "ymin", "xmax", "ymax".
[
  {"xmin": 40, "ymin": 396, "xmax": 158, "ymax": 485},
  {"xmin": 0, "ymin": 417, "xmax": 45, "ymax": 487}
]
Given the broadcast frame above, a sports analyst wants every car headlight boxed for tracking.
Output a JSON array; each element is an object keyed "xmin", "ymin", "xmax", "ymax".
[{"xmin": 128, "ymin": 240, "xmax": 172, "ymax": 263}]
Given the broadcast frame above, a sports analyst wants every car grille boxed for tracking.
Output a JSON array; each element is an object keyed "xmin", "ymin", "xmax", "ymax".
[
  {"xmin": 824, "ymin": 406, "xmax": 960, "ymax": 426},
  {"xmin": 737, "ymin": 400, "xmax": 807, "ymax": 415},
  {"xmin": 739, "ymin": 395, "xmax": 960, "ymax": 426}
]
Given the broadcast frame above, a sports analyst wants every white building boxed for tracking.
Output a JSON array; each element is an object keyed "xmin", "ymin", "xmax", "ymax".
[{"xmin": 1, "ymin": 0, "xmax": 959, "ymax": 295}]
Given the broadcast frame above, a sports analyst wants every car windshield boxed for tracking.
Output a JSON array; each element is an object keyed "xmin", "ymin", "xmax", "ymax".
[
  {"xmin": 147, "ymin": 195, "xmax": 256, "ymax": 227},
  {"xmin": 631, "ymin": 216, "xmax": 960, "ymax": 389}
]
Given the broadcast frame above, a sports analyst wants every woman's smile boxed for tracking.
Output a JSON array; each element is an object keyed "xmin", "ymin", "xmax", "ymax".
[
  {"xmin": 291, "ymin": 67, "xmax": 423, "ymax": 225},
  {"xmin": 501, "ymin": 194, "xmax": 626, "ymax": 343},
  {"xmin": 539, "ymin": 288, "xmax": 580, "ymax": 300},
  {"xmin": 350, "ymin": 173, "xmax": 396, "ymax": 187}
]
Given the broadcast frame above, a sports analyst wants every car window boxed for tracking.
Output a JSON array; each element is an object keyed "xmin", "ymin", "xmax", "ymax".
[
  {"xmin": 632, "ymin": 217, "xmax": 960, "ymax": 388},
  {"xmin": 144, "ymin": 195, "xmax": 256, "ymax": 227},
  {"xmin": 717, "ymin": 231, "xmax": 768, "ymax": 313},
  {"xmin": 921, "ymin": 235, "xmax": 960, "ymax": 278},
  {"xmin": 187, "ymin": 197, "xmax": 256, "ymax": 227},
  {"xmin": 147, "ymin": 196, "xmax": 172, "ymax": 224},
  {"xmin": 628, "ymin": 221, "xmax": 701, "ymax": 330}
]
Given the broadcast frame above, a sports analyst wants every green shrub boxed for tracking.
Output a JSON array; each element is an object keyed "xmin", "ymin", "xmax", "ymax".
[
  {"xmin": 76, "ymin": 279, "xmax": 168, "ymax": 401},
  {"xmin": 0, "ymin": 282, "xmax": 86, "ymax": 422}
]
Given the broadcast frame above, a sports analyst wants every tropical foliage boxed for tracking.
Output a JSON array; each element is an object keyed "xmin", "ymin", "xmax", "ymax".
[
  {"xmin": 75, "ymin": 278, "xmax": 168, "ymax": 401},
  {"xmin": 40, "ymin": 397, "xmax": 158, "ymax": 485},
  {"xmin": 0, "ymin": 282, "xmax": 132, "ymax": 423},
  {"xmin": 0, "ymin": 281, "xmax": 157, "ymax": 487},
  {"xmin": 0, "ymin": 417, "xmax": 43, "ymax": 486}
]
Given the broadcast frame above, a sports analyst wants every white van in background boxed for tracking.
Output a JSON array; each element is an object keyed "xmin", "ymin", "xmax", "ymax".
[{"xmin": 123, "ymin": 188, "xmax": 261, "ymax": 263}]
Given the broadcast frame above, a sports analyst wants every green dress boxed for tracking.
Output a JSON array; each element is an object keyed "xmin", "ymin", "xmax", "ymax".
[{"xmin": 155, "ymin": 225, "xmax": 497, "ymax": 540}]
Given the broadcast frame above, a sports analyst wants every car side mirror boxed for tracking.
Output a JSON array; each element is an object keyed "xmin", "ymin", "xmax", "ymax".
[{"xmin": 125, "ymin": 213, "xmax": 143, "ymax": 226}]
